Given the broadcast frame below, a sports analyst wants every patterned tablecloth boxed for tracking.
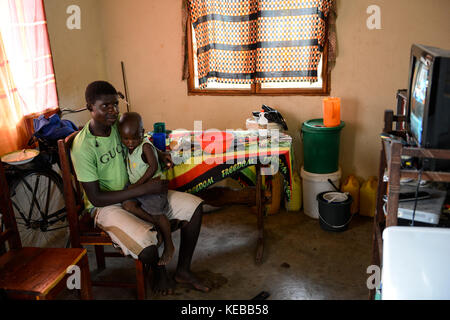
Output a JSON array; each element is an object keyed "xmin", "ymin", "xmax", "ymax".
[{"xmin": 161, "ymin": 130, "xmax": 294, "ymax": 201}]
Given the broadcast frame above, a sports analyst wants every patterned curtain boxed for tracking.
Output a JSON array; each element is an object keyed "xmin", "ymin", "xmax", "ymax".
[
  {"xmin": 0, "ymin": 0, "xmax": 58, "ymax": 155},
  {"xmin": 189, "ymin": 0, "xmax": 333, "ymax": 88}
]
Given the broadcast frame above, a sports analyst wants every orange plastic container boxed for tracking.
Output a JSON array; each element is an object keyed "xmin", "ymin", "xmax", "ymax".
[{"xmin": 323, "ymin": 97, "xmax": 341, "ymax": 127}]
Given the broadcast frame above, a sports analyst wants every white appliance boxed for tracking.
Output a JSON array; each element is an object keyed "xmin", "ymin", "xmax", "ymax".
[{"xmin": 381, "ymin": 226, "xmax": 450, "ymax": 300}]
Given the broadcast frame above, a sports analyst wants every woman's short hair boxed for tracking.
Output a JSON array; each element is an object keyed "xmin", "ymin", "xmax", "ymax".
[{"xmin": 85, "ymin": 81, "xmax": 118, "ymax": 105}]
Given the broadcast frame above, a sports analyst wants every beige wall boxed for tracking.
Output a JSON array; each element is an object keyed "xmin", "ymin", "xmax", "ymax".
[
  {"xmin": 44, "ymin": 0, "xmax": 450, "ymax": 180},
  {"xmin": 44, "ymin": 0, "xmax": 106, "ymax": 125}
]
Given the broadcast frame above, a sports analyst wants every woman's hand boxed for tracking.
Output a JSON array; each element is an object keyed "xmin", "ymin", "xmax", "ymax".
[{"xmin": 143, "ymin": 178, "xmax": 169, "ymax": 194}]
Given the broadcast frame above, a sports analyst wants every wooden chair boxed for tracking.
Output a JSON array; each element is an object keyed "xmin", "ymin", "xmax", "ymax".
[
  {"xmin": 0, "ymin": 161, "xmax": 92, "ymax": 300},
  {"xmin": 57, "ymin": 132, "xmax": 147, "ymax": 299}
]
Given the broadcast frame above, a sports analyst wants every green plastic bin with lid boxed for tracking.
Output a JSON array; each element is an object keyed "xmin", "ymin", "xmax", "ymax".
[{"xmin": 301, "ymin": 119, "xmax": 345, "ymax": 174}]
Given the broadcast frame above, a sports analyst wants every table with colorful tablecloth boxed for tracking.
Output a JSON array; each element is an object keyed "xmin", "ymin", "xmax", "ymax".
[{"xmin": 162, "ymin": 130, "xmax": 294, "ymax": 263}]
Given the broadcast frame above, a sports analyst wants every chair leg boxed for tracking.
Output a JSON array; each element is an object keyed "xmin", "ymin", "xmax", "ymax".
[
  {"xmin": 94, "ymin": 245, "xmax": 106, "ymax": 270},
  {"xmin": 135, "ymin": 259, "xmax": 147, "ymax": 300},
  {"xmin": 79, "ymin": 254, "xmax": 93, "ymax": 300}
]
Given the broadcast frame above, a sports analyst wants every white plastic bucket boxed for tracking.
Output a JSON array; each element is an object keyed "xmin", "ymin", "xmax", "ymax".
[{"xmin": 301, "ymin": 166, "xmax": 341, "ymax": 219}]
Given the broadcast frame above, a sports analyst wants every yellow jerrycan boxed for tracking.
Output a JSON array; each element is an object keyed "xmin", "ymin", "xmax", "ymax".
[
  {"xmin": 341, "ymin": 175, "xmax": 360, "ymax": 215},
  {"xmin": 359, "ymin": 176, "xmax": 378, "ymax": 217},
  {"xmin": 285, "ymin": 171, "xmax": 302, "ymax": 212}
]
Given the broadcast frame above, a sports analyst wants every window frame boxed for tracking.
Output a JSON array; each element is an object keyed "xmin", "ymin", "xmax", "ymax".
[{"xmin": 186, "ymin": 16, "xmax": 331, "ymax": 96}]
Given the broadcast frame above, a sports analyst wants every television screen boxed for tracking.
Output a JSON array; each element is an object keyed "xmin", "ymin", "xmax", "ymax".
[
  {"xmin": 406, "ymin": 44, "xmax": 450, "ymax": 171},
  {"xmin": 409, "ymin": 59, "xmax": 430, "ymax": 145}
]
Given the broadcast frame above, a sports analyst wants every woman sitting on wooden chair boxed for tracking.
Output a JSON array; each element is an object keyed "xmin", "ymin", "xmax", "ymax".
[{"xmin": 70, "ymin": 81, "xmax": 210, "ymax": 295}]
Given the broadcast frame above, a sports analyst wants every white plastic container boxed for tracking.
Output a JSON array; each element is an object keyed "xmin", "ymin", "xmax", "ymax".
[
  {"xmin": 258, "ymin": 113, "xmax": 268, "ymax": 137},
  {"xmin": 300, "ymin": 166, "xmax": 341, "ymax": 219},
  {"xmin": 382, "ymin": 226, "xmax": 450, "ymax": 300}
]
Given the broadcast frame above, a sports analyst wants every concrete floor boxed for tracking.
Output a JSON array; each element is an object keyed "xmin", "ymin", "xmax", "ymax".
[{"xmin": 60, "ymin": 205, "xmax": 373, "ymax": 300}]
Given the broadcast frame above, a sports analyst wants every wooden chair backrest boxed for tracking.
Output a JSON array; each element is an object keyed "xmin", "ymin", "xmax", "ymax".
[
  {"xmin": 0, "ymin": 162, "xmax": 22, "ymax": 251},
  {"xmin": 57, "ymin": 131, "xmax": 84, "ymax": 248}
]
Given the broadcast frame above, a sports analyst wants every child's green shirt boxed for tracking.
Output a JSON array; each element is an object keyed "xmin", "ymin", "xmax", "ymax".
[{"xmin": 126, "ymin": 137, "xmax": 164, "ymax": 184}]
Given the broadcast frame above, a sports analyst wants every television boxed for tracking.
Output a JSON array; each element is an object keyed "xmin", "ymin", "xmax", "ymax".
[{"xmin": 406, "ymin": 44, "xmax": 450, "ymax": 171}]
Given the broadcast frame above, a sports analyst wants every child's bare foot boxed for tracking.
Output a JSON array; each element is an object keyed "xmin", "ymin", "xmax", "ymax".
[
  {"xmin": 174, "ymin": 270, "xmax": 211, "ymax": 293},
  {"xmin": 157, "ymin": 241, "xmax": 175, "ymax": 266}
]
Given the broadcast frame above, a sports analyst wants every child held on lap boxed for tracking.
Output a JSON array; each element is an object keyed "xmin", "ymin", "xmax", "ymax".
[{"xmin": 118, "ymin": 112, "xmax": 175, "ymax": 266}]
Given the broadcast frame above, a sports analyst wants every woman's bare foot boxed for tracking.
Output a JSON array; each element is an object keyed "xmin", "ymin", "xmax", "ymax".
[
  {"xmin": 174, "ymin": 270, "xmax": 211, "ymax": 293},
  {"xmin": 158, "ymin": 241, "xmax": 175, "ymax": 266},
  {"xmin": 152, "ymin": 267, "xmax": 175, "ymax": 295}
]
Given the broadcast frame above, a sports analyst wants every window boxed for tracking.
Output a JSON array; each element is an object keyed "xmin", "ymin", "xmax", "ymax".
[
  {"xmin": 186, "ymin": 0, "xmax": 333, "ymax": 96},
  {"xmin": 0, "ymin": 0, "xmax": 58, "ymax": 155}
]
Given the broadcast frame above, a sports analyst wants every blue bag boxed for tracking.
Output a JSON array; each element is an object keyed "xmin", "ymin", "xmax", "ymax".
[{"xmin": 33, "ymin": 113, "xmax": 78, "ymax": 141}]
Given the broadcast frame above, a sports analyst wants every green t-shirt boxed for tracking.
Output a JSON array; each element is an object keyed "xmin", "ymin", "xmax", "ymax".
[{"xmin": 71, "ymin": 120, "xmax": 128, "ymax": 210}]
